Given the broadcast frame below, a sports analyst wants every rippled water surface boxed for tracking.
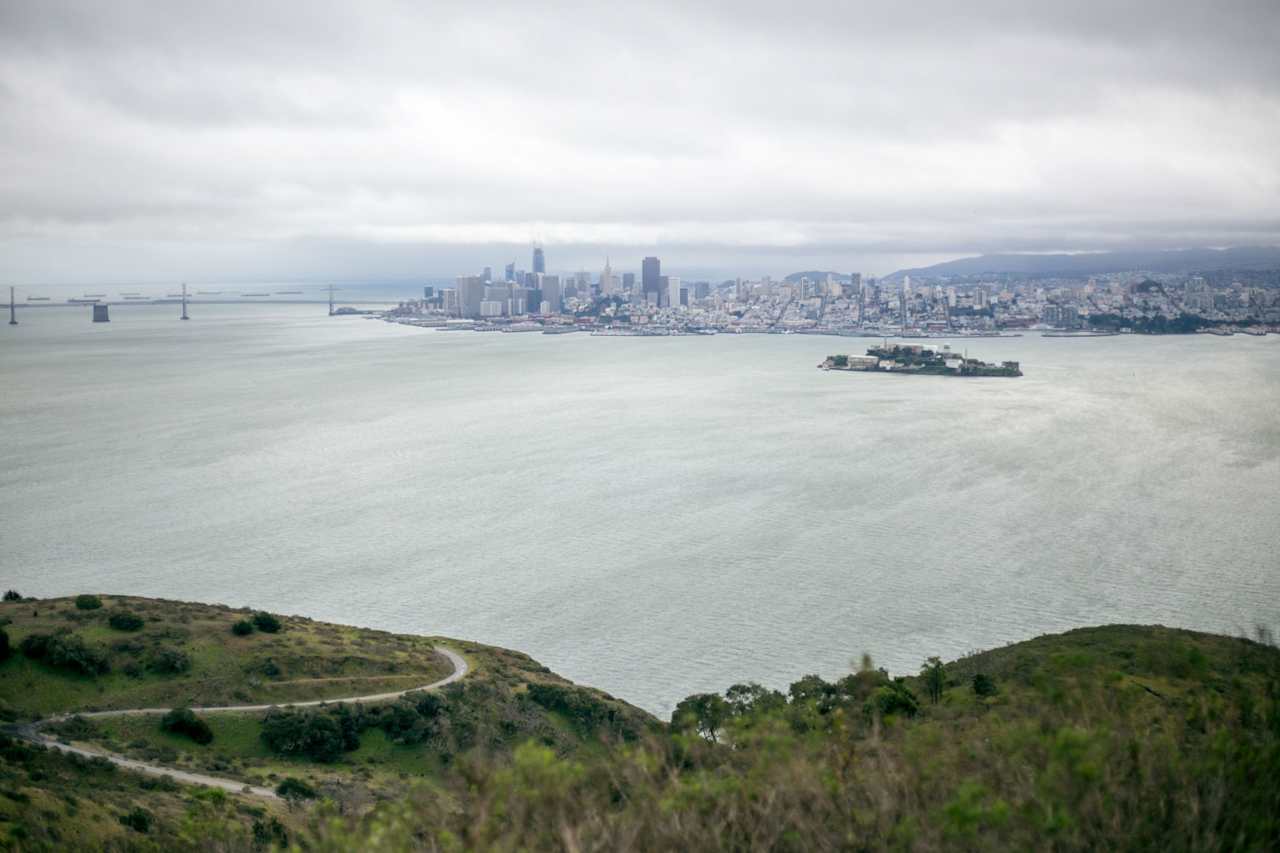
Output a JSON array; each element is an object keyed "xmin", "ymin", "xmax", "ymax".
[{"xmin": 3, "ymin": 304, "xmax": 1278, "ymax": 714}]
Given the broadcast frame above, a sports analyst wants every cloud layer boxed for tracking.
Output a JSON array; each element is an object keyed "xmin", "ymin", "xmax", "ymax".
[{"xmin": 2, "ymin": 0, "xmax": 1278, "ymax": 280}]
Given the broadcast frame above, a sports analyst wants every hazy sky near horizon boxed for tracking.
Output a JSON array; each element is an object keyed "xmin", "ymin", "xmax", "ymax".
[{"xmin": 2, "ymin": 0, "xmax": 1279, "ymax": 282}]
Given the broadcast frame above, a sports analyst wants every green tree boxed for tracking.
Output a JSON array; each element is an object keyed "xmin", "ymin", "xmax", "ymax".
[
  {"xmin": 921, "ymin": 656, "xmax": 946, "ymax": 704},
  {"xmin": 231, "ymin": 620, "xmax": 254, "ymax": 636},
  {"xmin": 672, "ymin": 693, "xmax": 729, "ymax": 743},
  {"xmin": 74, "ymin": 594, "xmax": 102, "ymax": 610},
  {"xmin": 19, "ymin": 632, "xmax": 109, "ymax": 675},
  {"xmin": 725, "ymin": 682, "xmax": 787, "ymax": 717},
  {"xmin": 972, "ymin": 673, "xmax": 998, "ymax": 697},
  {"xmin": 261, "ymin": 707, "xmax": 359, "ymax": 761}
]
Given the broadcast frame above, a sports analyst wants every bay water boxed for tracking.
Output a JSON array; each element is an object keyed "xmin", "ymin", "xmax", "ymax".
[{"xmin": 2, "ymin": 303, "xmax": 1277, "ymax": 715}]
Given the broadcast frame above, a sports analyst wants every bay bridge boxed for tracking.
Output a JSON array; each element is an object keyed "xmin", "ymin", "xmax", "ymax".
[{"xmin": 3, "ymin": 283, "xmax": 405, "ymax": 325}]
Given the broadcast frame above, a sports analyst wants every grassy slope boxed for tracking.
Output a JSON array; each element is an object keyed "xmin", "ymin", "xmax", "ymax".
[
  {"xmin": 0, "ymin": 595, "xmax": 454, "ymax": 716},
  {"xmin": 0, "ymin": 733, "xmax": 298, "ymax": 850},
  {"xmin": 0, "ymin": 595, "xmax": 656, "ymax": 848},
  {"xmin": 4, "ymin": 598, "xmax": 1277, "ymax": 850},
  {"xmin": 309, "ymin": 623, "xmax": 1280, "ymax": 851}
]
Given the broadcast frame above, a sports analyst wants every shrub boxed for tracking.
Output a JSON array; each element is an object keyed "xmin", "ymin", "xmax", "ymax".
[
  {"xmin": 972, "ymin": 673, "xmax": 999, "ymax": 697},
  {"xmin": 231, "ymin": 620, "xmax": 255, "ymax": 636},
  {"xmin": 2, "ymin": 590, "xmax": 21, "ymax": 602},
  {"xmin": 160, "ymin": 708, "xmax": 213, "ymax": 745},
  {"xmin": 49, "ymin": 715, "xmax": 99, "ymax": 740},
  {"xmin": 261, "ymin": 706, "xmax": 360, "ymax": 762},
  {"xmin": 252, "ymin": 612, "xmax": 282, "ymax": 633},
  {"xmin": 118, "ymin": 806, "xmax": 153, "ymax": 833},
  {"xmin": 254, "ymin": 817, "xmax": 289, "ymax": 846},
  {"xmin": 275, "ymin": 777, "xmax": 317, "ymax": 800},
  {"xmin": 19, "ymin": 632, "xmax": 110, "ymax": 676},
  {"xmin": 0, "ymin": 628, "xmax": 8, "ymax": 663},
  {"xmin": 147, "ymin": 647, "xmax": 191, "ymax": 674},
  {"xmin": 108, "ymin": 612, "xmax": 145, "ymax": 631},
  {"xmin": 528, "ymin": 683, "xmax": 642, "ymax": 740},
  {"xmin": 74, "ymin": 595, "xmax": 103, "ymax": 611},
  {"xmin": 866, "ymin": 681, "xmax": 919, "ymax": 719}
]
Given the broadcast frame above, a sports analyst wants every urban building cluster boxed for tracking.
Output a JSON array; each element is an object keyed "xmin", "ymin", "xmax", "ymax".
[{"xmin": 385, "ymin": 249, "xmax": 1280, "ymax": 337}]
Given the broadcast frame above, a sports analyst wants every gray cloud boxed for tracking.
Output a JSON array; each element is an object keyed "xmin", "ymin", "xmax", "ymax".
[{"xmin": 1, "ymin": 0, "xmax": 1277, "ymax": 281}]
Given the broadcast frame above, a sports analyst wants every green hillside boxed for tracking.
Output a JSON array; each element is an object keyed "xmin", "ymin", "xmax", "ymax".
[{"xmin": 2, "ymin": 596, "xmax": 1277, "ymax": 851}]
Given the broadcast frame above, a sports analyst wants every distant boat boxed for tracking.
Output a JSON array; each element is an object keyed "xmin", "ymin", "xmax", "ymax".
[
  {"xmin": 123, "ymin": 296, "xmax": 150, "ymax": 300},
  {"xmin": 196, "ymin": 291, "xmax": 223, "ymax": 295},
  {"xmin": 274, "ymin": 290, "xmax": 303, "ymax": 295},
  {"xmin": 26, "ymin": 296, "xmax": 50, "ymax": 302},
  {"xmin": 241, "ymin": 292, "xmax": 270, "ymax": 297}
]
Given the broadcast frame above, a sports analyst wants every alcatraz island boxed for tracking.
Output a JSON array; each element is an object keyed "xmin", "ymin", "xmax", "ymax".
[{"xmin": 820, "ymin": 343, "xmax": 1023, "ymax": 377}]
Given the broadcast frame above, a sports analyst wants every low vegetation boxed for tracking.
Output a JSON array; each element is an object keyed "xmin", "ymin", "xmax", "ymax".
[
  {"xmin": 0, "ymin": 731, "xmax": 300, "ymax": 848},
  {"xmin": 0, "ymin": 595, "xmax": 455, "ymax": 715},
  {"xmin": 107, "ymin": 611, "xmax": 145, "ymax": 632},
  {"xmin": 160, "ymin": 708, "xmax": 214, "ymax": 745},
  {"xmin": 303, "ymin": 624, "xmax": 1280, "ymax": 851},
  {"xmin": 2, "ymin": 595, "xmax": 1276, "ymax": 851}
]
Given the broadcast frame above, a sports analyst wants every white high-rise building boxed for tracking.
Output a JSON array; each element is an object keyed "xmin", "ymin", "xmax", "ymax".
[
  {"xmin": 667, "ymin": 276, "xmax": 682, "ymax": 310},
  {"xmin": 599, "ymin": 258, "xmax": 617, "ymax": 296}
]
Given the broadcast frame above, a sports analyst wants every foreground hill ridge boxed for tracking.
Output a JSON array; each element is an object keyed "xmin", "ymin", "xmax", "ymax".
[{"xmin": 1, "ymin": 594, "xmax": 1277, "ymax": 851}]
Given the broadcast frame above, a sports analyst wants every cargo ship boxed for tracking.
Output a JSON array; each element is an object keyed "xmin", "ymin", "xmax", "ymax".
[{"xmin": 819, "ymin": 343, "xmax": 1022, "ymax": 377}]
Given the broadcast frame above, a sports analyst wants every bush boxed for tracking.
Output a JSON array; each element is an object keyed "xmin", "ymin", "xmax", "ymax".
[
  {"xmin": 254, "ymin": 816, "xmax": 289, "ymax": 846},
  {"xmin": 0, "ymin": 628, "xmax": 8, "ymax": 663},
  {"xmin": 252, "ymin": 612, "xmax": 282, "ymax": 633},
  {"xmin": 231, "ymin": 620, "xmax": 255, "ymax": 636},
  {"xmin": 160, "ymin": 708, "xmax": 213, "ymax": 745},
  {"xmin": 866, "ymin": 681, "xmax": 919, "ymax": 719},
  {"xmin": 19, "ymin": 632, "xmax": 110, "ymax": 676},
  {"xmin": 74, "ymin": 595, "xmax": 103, "ymax": 611},
  {"xmin": 261, "ymin": 706, "xmax": 360, "ymax": 762},
  {"xmin": 275, "ymin": 777, "xmax": 317, "ymax": 800},
  {"xmin": 2, "ymin": 590, "xmax": 21, "ymax": 602},
  {"xmin": 118, "ymin": 806, "xmax": 153, "ymax": 833},
  {"xmin": 528, "ymin": 683, "xmax": 641, "ymax": 740},
  {"xmin": 108, "ymin": 612, "xmax": 145, "ymax": 631},
  {"xmin": 972, "ymin": 673, "xmax": 998, "ymax": 697},
  {"xmin": 147, "ymin": 647, "xmax": 191, "ymax": 674}
]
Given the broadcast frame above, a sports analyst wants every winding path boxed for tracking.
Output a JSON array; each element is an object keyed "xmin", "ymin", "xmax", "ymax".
[{"xmin": 13, "ymin": 645, "xmax": 469, "ymax": 800}]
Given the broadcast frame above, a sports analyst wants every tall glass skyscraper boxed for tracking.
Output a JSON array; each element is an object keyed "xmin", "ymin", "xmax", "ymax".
[
  {"xmin": 533, "ymin": 247, "xmax": 545, "ymax": 275},
  {"xmin": 642, "ymin": 256, "xmax": 661, "ymax": 300}
]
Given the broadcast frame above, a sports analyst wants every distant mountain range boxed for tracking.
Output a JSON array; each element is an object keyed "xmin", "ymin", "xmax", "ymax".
[
  {"xmin": 783, "ymin": 270, "xmax": 855, "ymax": 284},
  {"xmin": 880, "ymin": 247, "xmax": 1280, "ymax": 281}
]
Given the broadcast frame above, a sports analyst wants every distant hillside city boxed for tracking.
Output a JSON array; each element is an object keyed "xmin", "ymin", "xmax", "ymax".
[{"xmin": 387, "ymin": 248, "xmax": 1280, "ymax": 336}]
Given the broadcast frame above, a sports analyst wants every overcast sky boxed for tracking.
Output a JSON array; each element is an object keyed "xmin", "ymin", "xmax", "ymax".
[{"xmin": 1, "ymin": 0, "xmax": 1278, "ymax": 283}]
